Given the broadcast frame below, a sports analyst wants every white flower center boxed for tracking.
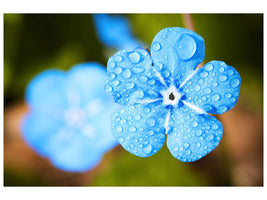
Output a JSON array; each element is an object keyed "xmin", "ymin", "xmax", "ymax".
[{"xmin": 161, "ymin": 85, "xmax": 182, "ymax": 106}]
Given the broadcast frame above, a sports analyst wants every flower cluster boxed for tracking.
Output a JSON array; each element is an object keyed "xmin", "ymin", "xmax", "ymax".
[
  {"xmin": 21, "ymin": 63, "xmax": 119, "ymax": 172},
  {"xmin": 104, "ymin": 27, "xmax": 241, "ymax": 162}
]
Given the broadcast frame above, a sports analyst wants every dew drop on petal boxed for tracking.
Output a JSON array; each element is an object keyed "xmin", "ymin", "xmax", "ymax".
[
  {"xmin": 115, "ymin": 55, "xmax": 123, "ymax": 62},
  {"xmin": 206, "ymin": 135, "xmax": 214, "ymax": 141},
  {"xmin": 118, "ymin": 137, "xmax": 124, "ymax": 143},
  {"xmin": 152, "ymin": 42, "xmax": 161, "ymax": 51},
  {"xmin": 143, "ymin": 144, "xmax": 152, "ymax": 154},
  {"xmin": 126, "ymin": 82, "xmax": 135, "ymax": 89},
  {"xmin": 200, "ymin": 71, "xmax": 208, "ymax": 78},
  {"xmin": 231, "ymin": 78, "xmax": 240, "ymax": 88},
  {"xmin": 116, "ymin": 126, "xmax": 123, "ymax": 132},
  {"xmin": 114, "ymin": 67, "xmax": 122, "ymax": 74},
  {"xmin": 219, "ymin": 75, "xmax": 227, "ymax": 82},
  {"xmin": 129, "ymin": 52, "xmax": 141, "ymax": 64},
  {"xmin": 205, "ymin": 64, "xmax": 214, "ymax": 71},
  {"xmin": 122, "ymin": 69, "xmax": 132, "ymax": 78},
  {"xmin": 204, "ymin": 87, "xmax": 212, "ymax": 94},
  {"xmin": 104, "ymin": 85, "xmax": 113, "ymax": 93},
  {"xmin": 146, "ymin": 117, "xmax": 156, "ymax": 127},
  {"xmin": 211, "ymin": 94, "xmax": 220, "ymax": 101},
  {"xmin": 129, "ymin": 126, "xmax": 137, "ymax": 132}
]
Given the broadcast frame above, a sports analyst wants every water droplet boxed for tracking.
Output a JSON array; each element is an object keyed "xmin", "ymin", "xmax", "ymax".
[
  {"xmin": 132, "ymin": 67, "xmax": 144, "ymax": 73},
  {"xmin": 126, "ymin": 82, "xmax": 135, "ymax": 89},
  {"xmin": 219, "ymin": 66, "xmax": 225, "ymax": 72},
  {"xmin": 122, "ymin": 69, "xmax": 131, "ymax": 78},
  {"xmin": 109, "ymin": 73, "xmax": 116, "ymax": 79},
  {"xmin": 129, "ymin": 52, "xmax": 141, "ymax": 64},
  {"xmin": 163, "ymin": 70, "xmax": 170, "ymax": 78},
  {"xmin": 120, "ymin": 119, "xmax": 126, "ymax": 124},
  {"xmin": 118, "ymin": 137, "xmax": 124, "ymax": 143},
  {"xmin": 140, "ymin": 76, "xmax": 148, "ymax": 83},
  {"xmin": 231, "ymin": 78, "xmax": 240, "ymax": 88},
  {"xmin": 177, "ymin": 34, "xmax": 197, "ymax": 60},
  {"xmin": 200, "ymin": 71, "xmax": 208, "ymax": 78},
  {"xmin": 184, "ymin": 143, "xmax": 190, "ymax": 148},
  {"xmin": 114, "ymin": 67, "xmax": 122, "ymax": 74},
  {"xmin": 196, "ymin": 143, "xmax": 201, "ymax": 147},
  {"xmin": 204, "ymin": 87, "xmax": 212, "ymax": 94},
  {"xmin": 104, "ymin": 85, "xmax": 113, "ymax": 93},
  {"xmin": 143, "ymin": 144, "xmax": 152, "ymax": 154},
  {"xmin": 148, "ymin": 131, "xmax": 154, "ymax": 136},
  {"xmin": 179, "ymin": 147, "xmax": 184, "ymax": 151},
  {"xmin": 205, "ymin": 64, "xmax": 214, "ymax": 71},
  {"xmin": 108, "ymin": 62, "xmax": 116, "ymax": 68},
  {"xmin": 230, "ymin": 97, "xmax": 236, "ymax": 103},
  {"xmin": 228, "ymin": 69, "xmax": 234, "ymax": 75},
  {"xmin": 135, "ymin": 90, "xmax": 144, "ymax": 98},
  {"xmin": 116, "ymin": 126, "xmax": 123, "ymax": 132},
  {"xmin": 225, "ymin": 93, "xmax": 232, "ymax": 98},
  {"xmin": 218, "ymin": 105, "xmax": 227, "ymax": 113},
  {"xmin": 173, "ymin": 147, "xmax": 179, "ymax": 152},
  {"xmin": 155, "ymin": 63, "xmax": 163, "ymax": 71},
  {"xmin": 194, "ymin": 85, "xmax": 200, "ymax": 91},
  {"xmin": 211, "ymin": 94, "xmax": 220, "ymax": 101},
  {"xmin": 186, "ymin": 150, "xmax": 191, "ymax": 155},
  {"xmin": 115, "ymin": 55, "xmax": 123, "ymax": 62},
  {"xmin": 206, "ymin": 135, "xmax": 214, "ymax": 141},
  {"xmin": 120, "ymin": 109, "xmax": 125, "ymax": 113},
  {"xmin": 152, "ymin": 42, "xmax": 161, "ymax": 51},
  {"xmin": 134, "ymin": 115, "xmax": 141, "ymax": 120},
  {"xmin": 212, "ymin": 124, "xmax": 219, "ymax": 130},
  {"xmin": 146, "ymin": 118, "xmax": 156, "ymax": 127},
  {"xmin": 148, "ymin": 79, "xmax": 156, "ymax": 85},
  {"xmin": 198, "ymin": 79, "xmax": 204, "ymax": 84},
  {"xmin": 219, "ymin": 75, "xmax": 227, "ymax": 82},
  {"xmin": 129, "ymin": 126, "xmax": 137, "ymax": 132},
  {"xmin": 113, "ymin": 80, "xmax": 120, "ymax": 86},
  {"xmin": 212, "ymin": 82, "xmax": 218, "ymax": 87},
  {"xmin": 192, "ymin": 121, "xmax": 198, "ymax": 127}
]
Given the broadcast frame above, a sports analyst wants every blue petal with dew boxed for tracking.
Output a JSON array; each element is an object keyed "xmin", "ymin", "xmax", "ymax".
[
  {"xmin": 167, "ymin": 106, "xmax": 223, "ymax": 162},
  {"xmin": 92, "ymin": 14, "xmax": 141, "ymax": 51},
  {"xmin": 181, "ymin": 61, "xmax": 241, "ymax": 114},
  {"xmin": 111, "ymin": 101, "xmax": 168, "ymax": 157},
  {"xmin": 151, "ymin": 27, "xmax": 205, "ymax": 86},
  {"xmin": 105, "ymin": 48, "xmax": 166, "ymax": 105}
]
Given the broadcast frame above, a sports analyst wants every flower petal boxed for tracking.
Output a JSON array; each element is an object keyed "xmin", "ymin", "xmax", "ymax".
[
  {"xmin": 92, "ymin": 14, "xmax": 141, "ymax": 51},
  {"xmin": 151, "ymin": 27, "xmax": 205, "ymax": 86},
  {"xmin": 111, "ymin": 101, "xmax": 168, "ymax": 157},
  {"xmin": 181, "ymin": 61, "xmax": 241, "ymax": 114},
  {"xmin": 48, "ymin": 131, "xmax": 104, "ymax": 172},
  {"xmin": 105, "ymin": 48, "xmax": 166, "ymax": 105},
  {"xmin": 21, "ymin": 112, "xmax": 64, "ymax": 157},
  {"xmin": 167, "ymin": 106, "xmax": 223, "ymax": 162},
  {"xmin": 25, "ymin": 69, "xmax": 68, "ymax": 116}
]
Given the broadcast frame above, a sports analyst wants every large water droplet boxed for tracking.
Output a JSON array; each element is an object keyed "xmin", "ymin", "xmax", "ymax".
[
  {"xmin": 176, "ymin": 34, "xmax": 197, "ymax": 60},
  {"xmin": 192, "ymin": 121, "xmax": 198, "ymax": 127},
  {"xmin": 196, "ymin": 130, "xmax": 202, "ymax": 136},
  {"xmin": 219, "ymin": 66, "xmax": 225, "ymax": 72},
  {"xmin": 218, "ymin": 105, "xmax": 227, "ymax": 113},
  {"xmin": 204, "ymin": 87, "xmax": 212, "ymax": 94},
  {"xmin": 140, "ymin": 76, "xmax": 148, "ymax": 83},
  {"xmin": 152, "ymin": 42, "xmax": 161, "ymax": 51},
  {"xmin": 122, "ymin": 69, "xmax": 132, "ymax": 78},
  {"xmin": 129, "ymin": 52, "xmax": 141, "ymax": 64}
]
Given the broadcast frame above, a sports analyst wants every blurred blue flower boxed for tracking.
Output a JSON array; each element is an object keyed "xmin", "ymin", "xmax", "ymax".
[
  {"xmin": 21, "ymin": 62, "xmax": 119, "ymax": 172},
  {"xmin": 104, "ymin": 27, "xmax": 241, "ymax": 162},
  {"xmin": 93, "ymin": 14, "xmax": 141, "ymax": 51}
]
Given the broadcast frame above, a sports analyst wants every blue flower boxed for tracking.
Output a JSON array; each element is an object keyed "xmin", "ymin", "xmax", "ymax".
[
  {"xmin": 93, "ymin": 14, "xmax": 141, "ymax": 51},
  {"xmin": 21, "ymin": 62, "xmax": 119, "ymax": 172},
  {"xmin": 104, "ymin": 27, "xmax": 241, "ymax": 162}
]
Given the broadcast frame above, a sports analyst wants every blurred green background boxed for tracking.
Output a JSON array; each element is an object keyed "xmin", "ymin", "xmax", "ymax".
[{"xmin": 4, "ymin": 14, "xmax": 263, "ymax": 186}]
